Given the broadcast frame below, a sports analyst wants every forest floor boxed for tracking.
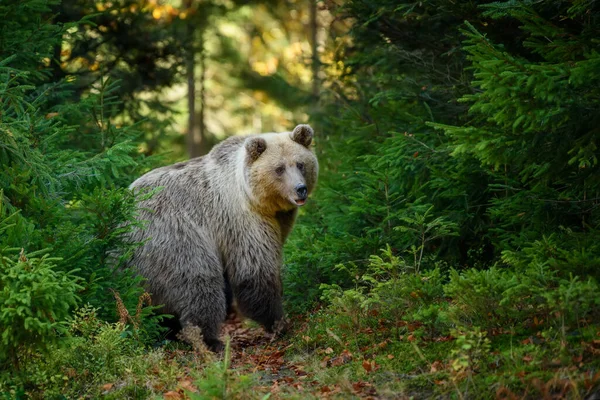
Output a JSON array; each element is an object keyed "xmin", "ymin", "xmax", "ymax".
[
  {"xmin": 7, "ymin": 302, "xmax": 599, "ymax": 399},
  {"xmin": 143, "ymin": 309, "xmax": 600, "ymax": 400},
  {"xmin": 156, "ymin": 315, "xmax": 382, "ymax": 400}
]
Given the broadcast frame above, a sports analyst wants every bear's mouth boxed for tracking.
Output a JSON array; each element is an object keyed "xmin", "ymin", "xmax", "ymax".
[{"xmin": 289, "ymin": 197, "xmax": 306, "ymax": 206}]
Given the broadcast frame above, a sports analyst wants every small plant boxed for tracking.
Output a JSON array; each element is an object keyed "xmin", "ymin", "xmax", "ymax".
[
  {"xmin": 543, "ymin": 275, "xmax": 600, "ymax": 340},
  {"xmin": 449, "ymin": 327, "xmax": 491, "ymax": 398},
  {"xmin": 320, "ymin": 246, "xmax": 450, "ymax": 340},
  {"xmin": 395, "ymin": 204, "xmax": 459, "ymax": 273},
  {"xmin": 444, "ymin": 267, "xmax": 519, "ymax": 329},
  {"xmin": 320, "ymin": 246, "xmax": 405, "ymax": 332},
  {"xmin": 0, "ymin": 247, "xmax": 81, "ymax": 367},
  {"xmin": 191, "ymin": 339, "xmax": 261, "ymax": 400}
]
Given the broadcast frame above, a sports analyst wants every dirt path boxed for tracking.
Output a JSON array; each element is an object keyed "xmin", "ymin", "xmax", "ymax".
[{"xmin": 162, "ymin": 316, "xmax": 379, "ymax": 399}]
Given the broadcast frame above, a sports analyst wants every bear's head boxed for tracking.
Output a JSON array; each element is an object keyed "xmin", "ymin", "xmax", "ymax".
[{"xmin": 244, "ymin": 124, "xmax": 318, "ymax": 213}]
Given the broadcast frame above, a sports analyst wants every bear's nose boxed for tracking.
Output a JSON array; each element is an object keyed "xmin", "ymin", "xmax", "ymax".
[{"xmin": 295, "ymin": 184, "xmax": 308, "ymax": 200}]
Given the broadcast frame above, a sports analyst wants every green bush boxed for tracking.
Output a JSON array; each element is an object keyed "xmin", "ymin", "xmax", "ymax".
[
  {"xmin": 0, "ymin": 247, "xmax": 81, "ymax": 365},
  {"xmin": 319, "ymin": 246, "xmax": 450, "ymax": 339},
  {"xmin": 0, "ymin": 305, "xmax": 183, "ymax": 399},
  {"xmin": 444, "ymin": 262, "xmax": 600, "ymax": 334},
  {"xmin": 444, "ymin": 267, "xmax": 522, "ymax": 330},
  {"xmin": 0, "ymin": 0, "xmax": 163, "ymax": 339}
]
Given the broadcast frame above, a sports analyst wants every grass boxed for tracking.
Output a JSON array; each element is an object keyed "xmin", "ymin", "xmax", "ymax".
[{"xmin": 2, "ymin": 272, "xmax": 600, "ymax": 399}]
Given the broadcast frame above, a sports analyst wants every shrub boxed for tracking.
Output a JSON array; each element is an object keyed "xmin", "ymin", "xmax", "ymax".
[{"xmin": 0, "ymin": 247, "xmax": 81, "ymax": 366}]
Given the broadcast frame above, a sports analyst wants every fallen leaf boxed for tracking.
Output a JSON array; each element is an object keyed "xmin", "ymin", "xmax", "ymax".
[
  {"xmin": 331, "ymin": 357, "xmax": 344, "ymax": 367},
  {"xmin": 362, "ymin": 360, "xmax": 372, "ymax": 373},
  {"xmin": 101, "ymin": 383, "xmax": 113, "ymax": 391},
  {"xmin": 341, "ymin": 349, "xmax": 353, "ymax": 360},
  {"xmin": 163, "ymin": 391, "xmax": 182, "ymax": 400},
  {"xmin": 270, "ymin": 380, "xmax": 280, "ymax": 394},
  {"xmin": 325, "ymin": 347, "xmax": 334, "ymax": 354},
  {"xmin": 430, "ymin": 360, "xmax": 443, "ymax": 373},
  {"xmin": 521, "ymin": 338, "xmax": 533, "ymax": 345},
  {"xmin": 321, "ymin": 386, "xmax": 331, "ymax": 393},
  {"xmin": 179, "ymin": 378, "xmax": 198, "ymax": 393},
  {"xmin": 387, "ymin": 354, "xmax": 395, "ymax": 360}
]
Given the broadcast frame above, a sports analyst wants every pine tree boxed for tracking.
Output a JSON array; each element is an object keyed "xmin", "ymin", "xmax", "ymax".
[
  {"xmin": 1, "ymin": 0, "xmax": 160, "ymax": 365},
  {"xmin": 431, "ymin": 1, "xmax": 600, "ymax": 274},
  {"xmin": 285, "ymin": 0, "xmax": 600, "ymax": 309}
]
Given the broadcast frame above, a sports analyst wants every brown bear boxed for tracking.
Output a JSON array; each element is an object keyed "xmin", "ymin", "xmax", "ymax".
[{"xmin": 127, "ymin": 124, "xmax": 318, "ymax": 351}]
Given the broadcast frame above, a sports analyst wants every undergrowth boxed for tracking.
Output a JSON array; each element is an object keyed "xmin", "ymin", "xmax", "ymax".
[{"xmin": 287, "ymin": 247, "xmax": 600, "ymax": 399}]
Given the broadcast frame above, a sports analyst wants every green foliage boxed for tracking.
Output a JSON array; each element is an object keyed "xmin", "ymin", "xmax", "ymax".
[
  {"xmin": 190, "ymin": 340, "xmax": 262, "ymax": 400},
  {"xmin": 0, "ymin": 305, "xmax": 185, "ymax": 399},
  {"xmin": 286, "ymin": 0, "xmax": 600, "ymax": 323},
  {"xmin": 0, "ymin": 0, "xmax": 164, "ymax": 373},
  {"xmin": 444, "ymin": 267, "xmax": 522, "ymax": 329},
  {"xmin": 429, "ymin": 1, "xmax": 600, "ymax": 256},
  {"xmin": 0, "ymin": 248, "xmax": 81, "ymax": 364},
  {"xmin": 444, "ymin": 263, "xmax": 600, "ymax": 335},
  {"xmin": 320, "ymin": 246, "xmax": 450, "ymax": 341}
]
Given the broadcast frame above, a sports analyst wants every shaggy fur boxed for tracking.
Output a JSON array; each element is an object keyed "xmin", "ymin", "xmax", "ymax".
[{"xmin": 127, "ymin": 124, "xmax": 318, "ymax": 350}]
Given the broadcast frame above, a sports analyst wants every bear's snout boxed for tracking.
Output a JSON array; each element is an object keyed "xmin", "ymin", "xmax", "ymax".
[{"xmin": 295, "ymin": 184, "xmax": 308, "ymax": 201}]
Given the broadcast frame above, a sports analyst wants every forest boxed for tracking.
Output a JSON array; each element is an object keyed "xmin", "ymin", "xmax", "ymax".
[{"xmin": 1, "ymin": 0, "xmax": 600, "ymax": 398}]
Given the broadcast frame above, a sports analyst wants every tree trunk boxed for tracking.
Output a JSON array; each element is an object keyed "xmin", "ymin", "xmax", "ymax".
[
  {"xmin": 310, "ymin": 0, "xmax": 319, "ymax": 102},
  {"xmin": 185, "ymin": 0, "xmax": 199, "ymax": 159},
  {"xmin": 197, "ymin": 28, "xmax": 210, "ymax": 156}
]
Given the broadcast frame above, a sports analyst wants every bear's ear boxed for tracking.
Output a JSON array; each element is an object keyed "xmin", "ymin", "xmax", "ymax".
[
  {"xmin": 290, "ymin": 124, "xmax": 314, "ymax": 148},
  {"xmin": 245, "ymin": 137, "xmax": 267, "ymax": 162}
]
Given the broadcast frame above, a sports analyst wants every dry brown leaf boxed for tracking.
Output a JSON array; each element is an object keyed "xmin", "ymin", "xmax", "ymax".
[
  {"xmin": 163, "ymin": 391, "xmax": 182, "ymax": 400},
  {"xmin": 362, "ymin": 360, "xmax": 372, "ymax": 373},
  {"xmin": 270, "ymin": 381, "xmax": 280, "ymax": 395},
  {"xmin": 179, "ymin": 378, "xmax": 198, "ymax": 393},
  {"xmin": 101, "ymin": 383, "xmax": 113, "ymax": 391},
  {"xmin": 430, "ymin": 360, "xmax": 443, "ymax": 373}
]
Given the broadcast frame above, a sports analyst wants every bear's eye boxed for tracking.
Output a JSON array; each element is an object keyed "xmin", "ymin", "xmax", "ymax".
[
  {"xmin": 275, "ymin": 165, "xmax": 285, "ymax": 176},
  {"xmin": 297, "ymin": 162, "xmax": 305, "ymax": 172}
]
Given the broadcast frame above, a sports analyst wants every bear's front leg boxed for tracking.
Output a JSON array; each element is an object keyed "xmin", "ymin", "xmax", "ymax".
[
  {"xmin": 231, "ymin": 272, "xmax": 284, "ymax": 333},
  {"xmin": 179, "ymin": 274, "xmax": 228, "ymax": 352}
]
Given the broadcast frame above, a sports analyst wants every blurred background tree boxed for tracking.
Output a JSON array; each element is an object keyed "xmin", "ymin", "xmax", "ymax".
[{"xmin": 42, "ymin": 0, "xmax": 326, "ymax": 159}]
